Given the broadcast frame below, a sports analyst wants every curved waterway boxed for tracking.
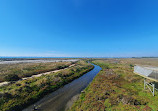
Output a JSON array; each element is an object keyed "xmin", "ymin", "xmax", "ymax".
[{"xmin": 23, "ymin": 64, "xmax": 101, "ymax": 111}]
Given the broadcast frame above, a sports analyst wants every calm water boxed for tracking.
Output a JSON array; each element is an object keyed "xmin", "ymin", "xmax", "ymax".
[
  {"xmin": 0, "ymin": 59, "xmax": 78, "ymax": 64},
  {"xmin": 23, "ymin": 64, "xmax": 101, "ymax": 111}
]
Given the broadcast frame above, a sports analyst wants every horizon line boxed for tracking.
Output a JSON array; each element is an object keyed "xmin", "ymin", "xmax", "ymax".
[{"xmin": 0, "ymin": 56, "xmax": 158, "ymax": 59}]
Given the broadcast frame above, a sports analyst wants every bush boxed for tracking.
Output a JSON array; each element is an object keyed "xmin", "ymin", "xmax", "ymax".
[
  {"xmin": 104, "ymin": 99, "xmax": 111, "ymax": 108},
  {"xmin": 57, "ymin": 66, "xmax": 64, "ymax": 69},
  {"xmin": 4, "ymin": 74, "xmax": 20, "ymax": 81},
  {"xmin": 129, "ymin": 64, "xmax": 134, "ymax": 68}
]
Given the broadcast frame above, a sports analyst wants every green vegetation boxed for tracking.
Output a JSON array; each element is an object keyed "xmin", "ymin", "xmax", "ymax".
[
  {"xmin": 0, "ymin": 60, "xmax": 94, "ymax": 111},
  {"xmin": 0, "ymin": 62, "xmax": 73, "ymax": 82},
  {"xmin": 70, "ymin": 59, "xmax": 158, "ymax": 111},
  {"xmin": 4, "ymin": 74, "xmax": 20, "ymax": 81}
]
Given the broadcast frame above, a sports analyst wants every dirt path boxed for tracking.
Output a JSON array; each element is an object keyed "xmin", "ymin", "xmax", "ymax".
[
  {"xmin": 23, "ymin": 64, "xmax": 101, "ymax": 111},
  {"xmin": 0, "ymin": 64, "xmax": 75, "ymax": 87}
]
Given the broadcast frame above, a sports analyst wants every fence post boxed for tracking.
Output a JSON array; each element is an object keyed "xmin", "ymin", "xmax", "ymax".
[
  {"xmin": 144, "ymin": 79, "xmax": 146, "ymax": 89},
  {"xmin": 153, "ymin": 84, "xmax": 155, "ymax": 96}
]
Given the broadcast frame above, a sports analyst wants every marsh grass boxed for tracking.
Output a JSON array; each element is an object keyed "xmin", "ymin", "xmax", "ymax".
[
  {"xmin": 0, "ymin": 62, "xmax": 74, "ymax": 82},
  {"xmin": 70, "ymin": 59, "xmax": 158, "ymax": 111},
  {"xmin": 0, "ymin": 60, "xmax": 93, "ymax": 111}
]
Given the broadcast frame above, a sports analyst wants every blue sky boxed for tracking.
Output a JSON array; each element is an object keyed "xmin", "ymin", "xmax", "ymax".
[{"xmin": 0, "ymin": 0, "xmax": 158, "ymax": 57}]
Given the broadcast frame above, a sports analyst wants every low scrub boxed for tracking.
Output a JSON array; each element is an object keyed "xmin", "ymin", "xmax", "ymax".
[
  {"xmin": 0, "ymin": 62, "xmax": 73, "ymax": 82},
  {"xmin": 70, "ymin": 59, "xmax": 158, "ymax": 111},
  {"xmin": 4, "ymin": 74, "xmax": 20, "ymax": 81},
  {"xmin": 0, "ymin": 61, "xmax": 94, "ymax": 111}
]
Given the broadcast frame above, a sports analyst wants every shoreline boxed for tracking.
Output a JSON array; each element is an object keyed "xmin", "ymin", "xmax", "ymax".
[
  {"xmin": 23, "ymin": 65, "xmax": 94, "ymax": 111},
  {"xmin": 0, "ymin": 61, "xmax": 94, "ymax": 111}
]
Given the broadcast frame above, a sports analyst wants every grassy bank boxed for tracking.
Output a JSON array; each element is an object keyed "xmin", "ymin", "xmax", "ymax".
[
  {"xmin": 0, "ymin": 61, "xmax": 94, "ymax": 111},
  {"xmin": 0, "ymin": 61, "xmax": 74, "ymax": 82},
  {"xmin": 70, "ymin": 59, "xmax": 158, "ymax": 111}
]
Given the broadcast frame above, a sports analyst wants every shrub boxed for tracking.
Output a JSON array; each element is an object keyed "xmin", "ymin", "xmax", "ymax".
[
  {"xmin": 57, "ymin": 66, "xmax": 64, "ymax": 69},
  {"xmin": 104, "ymin": 99, "xmax": 111, "ymax": 108},
  {"xmin": 129, "ymin": 64, "xmax": 134, "ymax": 68},
  {"xmin": 4, "ymin": 74, "xmax": 20, "ymax": 81}
]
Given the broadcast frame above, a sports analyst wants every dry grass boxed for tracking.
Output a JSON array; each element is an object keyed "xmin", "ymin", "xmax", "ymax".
[
  {"xmin": 70, "ymin": 59, "xmax": 158, "ymax": 111},
  {"xmin": 0, "ymin": 62, "xmax": 73, "ymax": 82},
  {"xmin": 0, "ymin": 60, "xmax": 93, "ymax": 111},
  {"xmin": 120, "ymin": 58, "xmax": 158, "ymax": 67}
]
